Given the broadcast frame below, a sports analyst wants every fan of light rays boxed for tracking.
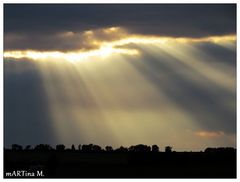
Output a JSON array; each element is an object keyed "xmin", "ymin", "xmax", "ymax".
[{"xmin": 4, "ymin": 31, "xmax": 236, "ymax": 150}]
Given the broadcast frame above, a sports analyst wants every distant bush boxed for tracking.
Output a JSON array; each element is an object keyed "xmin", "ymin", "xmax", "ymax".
[
  {"xmin": 105, "ymin": 146, "xmax": 113, "ymax": 152},
  {"xmin": 115, "ymin": 146, "xmax": 128, "ymax": 152},
  {"xmin": 152, "ymin": 145, "xmax": 160, "ymax": 152},
  {"xmin": 34, "ymin": 144, "xmax": 53, "ymax": 151},
  {"xmin": 56, "ymin": 144, "xmax": 65, "ymax": 151},
  {"xmin": 204, "ymin": 147, "xmax": 236, "ymax": 153},
  {"xmin": 128, "ymin": 144, "xmax": 151, "ymax": 152},
  {"xmin": 11, "ymin": 144, "xmax": 23, "ymax": 151},
  {"xmin": 165, "ymin": 146, "xmax": 172, "ymax": 153}
]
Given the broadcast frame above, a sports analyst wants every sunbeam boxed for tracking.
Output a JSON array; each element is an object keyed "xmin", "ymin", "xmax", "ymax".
[{"xmin": 4, "ymin": 30, "xmax": 236, "ymax": 151}]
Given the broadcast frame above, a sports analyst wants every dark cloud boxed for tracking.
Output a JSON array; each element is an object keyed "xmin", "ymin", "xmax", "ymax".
[
  {"xmin": 4, "ymin": 4, "xmax": 236, "ymax": 51},
  {"xmin": 4, "ymin": 27, "xmax": 128, "ymax": 51}
]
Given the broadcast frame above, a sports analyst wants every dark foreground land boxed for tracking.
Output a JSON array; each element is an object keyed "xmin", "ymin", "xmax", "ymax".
[{"xmin": 4, "ymin": 148, "xmax": 236, "ymax": 178}]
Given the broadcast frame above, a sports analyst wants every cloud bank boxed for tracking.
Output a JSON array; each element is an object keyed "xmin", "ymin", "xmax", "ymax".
[{"xmin": 4, "ymin": 4, "xmax": 236, "ymax": 51}]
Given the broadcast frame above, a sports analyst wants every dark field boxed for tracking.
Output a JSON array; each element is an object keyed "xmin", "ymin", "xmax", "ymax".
[{"xmin": 4, "ymin": 149, "xmax": 236, "ymax": 178}]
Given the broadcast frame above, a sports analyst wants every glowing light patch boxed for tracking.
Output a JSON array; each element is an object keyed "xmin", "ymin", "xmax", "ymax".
[
  {"xmin": 195, "ymin": 131, "xmax": 225, "ymax": 138},
  {"xmin": 4, "ymin": 47, "xmax": 139, "ymax": 62},
  {"xmin": 103, "ymin": 26, "xmax": 121, "ymax": 33},
  {"xmin": 109, "ymin": 34, "xmax": 236, "ymax": 46},
  {"xmin": 4, "ymin": 34, "xmax": 236, "ymax": 62}
]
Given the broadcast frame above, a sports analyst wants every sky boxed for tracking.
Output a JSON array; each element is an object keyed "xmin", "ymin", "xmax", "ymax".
[{"xmin": 4, "ymin": 4, "xmax": 236, "ymax": 151}]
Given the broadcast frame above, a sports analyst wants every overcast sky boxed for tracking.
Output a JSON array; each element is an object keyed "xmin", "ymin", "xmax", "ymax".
[{"xmin": 4, "ymin": 4, "xmax": 236, "ymax": 50}]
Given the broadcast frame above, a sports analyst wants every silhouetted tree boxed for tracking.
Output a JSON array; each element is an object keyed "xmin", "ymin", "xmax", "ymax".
[
  {"xmin": 25, "ymin": 145, "xmax": 32, "ymax": 150},
  {"xmin": 204, "ymin": 147, "xmax": 236, "ymax": 153},
  {"xmin": 128, "ymin": 145, "xmax": 135, "ymax": 152},
  {"xmin": 80, "ymin": 144, "xmax": 102, "ymax": 152},
  {"xmin": 204, "ymin": 147, "xmax": 215, "ymax": 153},
  {"xmin": 71, "ymin": 144, "xmax": 76, "ymax": 151},
  {"xmin": 115, "ymin": 146, "xmax": 128, "ymax": 152},
  {"xmin": 152, "ymin": 145, "xmax": 159, "ymax": 152},
  {"xmin": 56, "ymin": 144, "xmax": 65, "ymax": 151},
  {"xmin": 105, "ymin": 146, "xmax": 113, "ymax": 152},
  {"xmin": 82, "ymin": 145, "xmax": 88, "ymax": 152},
  {"xmin": 92, "ymin": 145, "xmax": 102, "ymax": 152},
  {"xmin": 128, "ymin": 144, "xmax": 151, "ymax": 152},
  {"xmin": 78, "ymin": 144, "xmax": 81, "ymax": 150},
  {"xmin": 12, "ymin": 144, "xmax": 23, "ymax": 151},
  {"xmin": 82, "ymin": 144, "xmax": 93, "ymax": 152},
  {"xmin": 34, "ymin": 144, "xmax": 52, "ymax": 151},
  {"xmin": 165, "ymin": 146, "xmax": 172, "ymax": 153}
]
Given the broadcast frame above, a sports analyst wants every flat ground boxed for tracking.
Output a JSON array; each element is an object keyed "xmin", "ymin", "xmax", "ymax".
[{"xmin": 4, "ymin": 150, "xmax": 236, "ymax": 178}]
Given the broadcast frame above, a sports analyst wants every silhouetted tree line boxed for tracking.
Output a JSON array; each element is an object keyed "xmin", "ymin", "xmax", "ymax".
[
  {"xmin": 8, "ymin": 144, "xmax": 236, "ymax": 153},
  {"xmin": 204, "ymin": 147, "xmax": 236, "ymax": 153}
]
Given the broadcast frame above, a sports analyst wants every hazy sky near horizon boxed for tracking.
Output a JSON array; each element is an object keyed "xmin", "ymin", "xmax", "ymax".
[{"xmin": 4, "ymin": 4, "xmax": 236, "ymax": 150}]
